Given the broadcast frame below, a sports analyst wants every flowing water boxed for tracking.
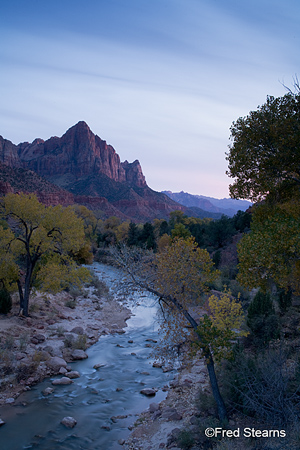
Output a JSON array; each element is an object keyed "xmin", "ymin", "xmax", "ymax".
[{"xmin": 0, "ymin": 263, "xmax": 174, "ymax": 450}]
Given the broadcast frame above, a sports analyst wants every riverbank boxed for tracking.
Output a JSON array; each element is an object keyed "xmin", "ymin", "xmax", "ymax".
[
  {"xmin": 0, "ymin": 269, "xmax": 131, "ymax": 407},
  {"xmin": 124, "ymin": 356, "xmax": 211, "ymax": 450}
]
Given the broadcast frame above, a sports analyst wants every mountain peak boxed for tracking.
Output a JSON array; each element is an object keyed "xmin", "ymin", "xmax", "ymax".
[
  {"xmin": 73, "ymin": 120, "xmax": 91, "ymax": 130},
  {"xmin": 64, "ymin": 121, "xmax": 93, "ymax": 139}
]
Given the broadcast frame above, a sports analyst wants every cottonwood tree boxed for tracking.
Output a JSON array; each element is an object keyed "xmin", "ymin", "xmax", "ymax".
[
  {"xmin": 0, "ymin": 193, "xmax": 91, "ymax": 316},
  {"xmin": 237, "ymin": 201, "xmax": 300, "ymax": 295},
  {"xmin": 110, "ymin": 238, "xmax": 248, "ymax": 422},
  {"xmin": 226, "ymin": 91, "xmax": 300, "ymax": 298},
  {"xmin": 226, "ymin": 93, "xmax": 300, "ymax": 202}
]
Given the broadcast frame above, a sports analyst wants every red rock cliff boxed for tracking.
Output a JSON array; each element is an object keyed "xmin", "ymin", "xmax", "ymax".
[{"xmin": 17, "ymin": 121, "xmax": 146, "ymax": 188}]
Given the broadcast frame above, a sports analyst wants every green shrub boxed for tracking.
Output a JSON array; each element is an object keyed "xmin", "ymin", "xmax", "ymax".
[
  {"xmin": 247, "ymin": 291, "xmax": 274, "ymax": 319},
  {"xmin": 64, "ymin": 334, "xmax": 75, "ymax": 348},
  {"xmin": 247, "ymin": 291, "xmax": 280, "ymax": 346},
  {"xmin": 64, "ymin": 333, "xmax": 87, "ymax": 350},
  {"xmin": 68, "ymin": 286, "xmax": 82, "ymax": 299},
  {"xmin": 56, "ymin": 325, "xmax": 65, "ymax": 337},
  {"xmin": 176, "ymin": 430, "xmax": 195, "ymax": 449},
  {"xmin": 278, "ymin": 288, "xmax": 292, "ymax": 312},
  {"xmin": 19, "ymin": 333, "xmax": 29, "ymax": 351},
  {"xmin": 65, "ymin": 298, "xmax": 77, "ymax": 309},
  {"xmin": 74, "ymin": 334, "xmax": 87, "ymax": 350},
  {"xmin": 222, "ymin": 345, "xmax": 300, "ymax": 426},
  {"xmin": 197, "ymin": 389, "xmax": 217, "ymax": 416},
  {"xmin": 3, "ymin": 335, "xmax": 15, "ymax": 350},
  {"xmin": 87, "ymin": 270, "xmax": 111, "ymax": 298},
  {"xmin": 16, "ymin": 362, "xmax": 38, "ymax": 383},
  {"xmin": 0, "ymin": 288, "xmax": 12, "ymax": 314}
]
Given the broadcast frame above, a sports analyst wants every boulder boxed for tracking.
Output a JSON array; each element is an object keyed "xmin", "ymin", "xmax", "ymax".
[
  {"xmin": 140, "ymin": 388, "xmax": 156, "ymax": 396},
  {"xmin": 61, "ymin": 416, "xmax": 77, "ymax": 428},
  {"xmin": 16, "ymin": 352, "xmax": 27, "ymax": 361},
  {"xmin": 167, "ymin": 428, "xmax": 181, "ymax": 447},
  {"xmin": 152, "ymin": 410, "xmax": 162, "ymax": 420},
  {"xmin": 149, "ymin": 403, "xmax": 160, "ymax": 413},
  {"xmin": 71, "ymin": 349, "xmax": 88, "ymax": 360},
  {"xmin": 43, "ymin": 387, "xmax": 54, "ymax": 396},
  {"xmin": 153, "ymin": 362, "xmax": 162, "ymax": 368},
  {"xmin": 70, "ymin": 326, "xmax": 84, "ymax": 335},
  {"xmin": 162, "ymin": 408, "xmax": 182, "ymax": 421},
  {"xmin": 46, "ymin": 356, "xmax": 67, "ymax": 372},
  {"xmin": 101, "ymin": 328, "xmax": 110, "ymax": 335},
  {"xmin": 31, "ymin": 334, "xmax": 46, "ymax": 345},
  {"xmin": 93, "ymin": 363, "xmax": 105, "ymax": 369},
  {"xmin": 52, "ymin": 377, "xmax": 73, "ymax": 385},
  {"xmin": 66, "ymin": 371, "xmax": 80, "ymax": 379}
]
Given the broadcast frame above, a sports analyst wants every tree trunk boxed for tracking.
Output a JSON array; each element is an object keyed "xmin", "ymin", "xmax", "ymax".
[
  {"xmin": 171, "ymin": 296, "xmax": 228, "ymax": 422},
  {"xmin": 17, "ymin": 280, "xmax": 24, "ymax": 315},
  {"xmin": 21, "ymin": 260, "xmax": 34, "ymax": 317},
  {"xmin": 23, "ymin": 281, "xmax": 31, "ymax": 317},
  {"xmin": 206, "ymin": 356, "xmax": 228, "ymax": 422}
]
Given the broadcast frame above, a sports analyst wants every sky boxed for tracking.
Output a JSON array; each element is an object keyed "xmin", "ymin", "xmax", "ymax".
[{"xmin": 1, "ymin": 0, "xmax": 299, "ymax": 198}]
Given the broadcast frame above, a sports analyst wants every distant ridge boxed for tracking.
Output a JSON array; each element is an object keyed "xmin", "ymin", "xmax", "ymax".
[{"xmin": 162, "ymin": 191, "xmax": 251, "ymax": 217}]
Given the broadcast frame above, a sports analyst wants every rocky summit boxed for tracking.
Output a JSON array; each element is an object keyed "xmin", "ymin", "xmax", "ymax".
[{"xmin": 0, "ymin": 122, "xmax": 183, "ymax": 221}]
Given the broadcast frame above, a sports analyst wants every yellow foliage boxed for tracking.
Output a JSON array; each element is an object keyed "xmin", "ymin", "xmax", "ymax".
[
  {"xmin": 157, "ymin": 233, "xmax": 171, "ymax": 252},
  {"xmin": 114, "ymin": 221, "xmax": 130, "ymax": 242},
  {"xmin": 197, "ymin": 290, "xmax": 248, "ymax": 361},
  {"xmin": 155, "ymin": 237, "xmax": 218, "ymax": 302},
  {"xmin": 0, "ymin": 193, "xmax": 91, "ymax": 314},
  {"xmin": 148, "ymin": 237, "xmax": 220, "ymax": 360},
  {"xmin": 36, "ymin": 256, "xmax": 91, "ymax": 293},
  {"xmin": 208, "ymin": 291, "xmax": 247, "ymax": 334},
  {"xmin": 0, "ymin": 226, "xmax": 19, "ymax": 290}
]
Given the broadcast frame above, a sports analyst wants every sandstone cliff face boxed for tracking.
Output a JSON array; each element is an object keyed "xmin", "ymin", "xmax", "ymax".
[
  {"xmin": 121, "ymin": 159, "xmax": 146, "ymax": 188},
  {"xmin": 16, "ymin": 121, "xmax": 146, "ymax": 188},
  {"xmin": 0, "ymin": 136, "xmax": 21, "ymax": 168},
  {"xmin": 0, "ymin": 122, "xmax": 183, "ymax": 221}
]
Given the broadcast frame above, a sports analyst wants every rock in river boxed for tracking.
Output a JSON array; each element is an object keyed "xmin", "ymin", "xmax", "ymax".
[
  {"xmin": 140, "ymin": 388, "xmax": 156, "ymax": 396},
  {"xmin": 42, "ymin": 387, "xmax": 54, "ymax": 396},
  {"xmin": 61, "ymin": 416, "xmax": 77, "ymax": 428},
  {"xmin": 52, "ymin": 377, "xmax": 74, "ymax": 386},
  {"xmin": 66, "ymin": 371, "xmax": 80, "ymax": 379},
  {"xmin": 71, "ymin": 349, "xmax": 88, "ymax": 360}
]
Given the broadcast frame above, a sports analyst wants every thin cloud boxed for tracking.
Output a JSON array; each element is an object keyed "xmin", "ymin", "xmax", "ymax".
[{"xmin": 0, "ymin": 0, "xmax": 299, "ymax": 198}]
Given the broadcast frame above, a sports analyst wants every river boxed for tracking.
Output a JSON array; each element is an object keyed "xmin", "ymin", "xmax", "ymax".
[{"xmin": 0, "ymin": 263, "xmax": 174, "ymax": 450}]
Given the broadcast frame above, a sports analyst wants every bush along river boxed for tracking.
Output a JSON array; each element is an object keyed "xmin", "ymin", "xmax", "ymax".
[{"xmin": 0, "ymin": 263, "xmax": 175, "ymax": 450}]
